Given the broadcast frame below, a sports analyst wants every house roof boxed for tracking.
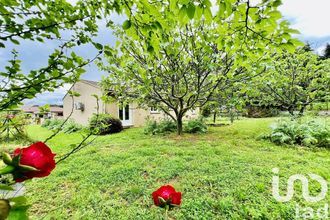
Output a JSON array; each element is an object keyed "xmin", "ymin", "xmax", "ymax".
[
  {"xmin": 62, "ymin": 79, "xmax": 101, "ymax": 100},
  {"xmin": 80, "ymin": 79, "xmax": 100, "ymax": 88},
  {"xmin": 22, "ymin": 105, "xmax": 63, "ymax": 113}
]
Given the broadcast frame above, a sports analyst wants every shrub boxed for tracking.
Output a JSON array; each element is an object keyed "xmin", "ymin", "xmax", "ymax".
[
  {"xmin": 308, "ymin": 102, "xmax": 329, "ymax": 111},
  {"xmin": 184, "ymin": 119, "xmax": 208, "ymax": 133},
  {"xmin": 62, "ymin": 119, "xmax": 83, "ymax": 134},
  {"xmin": 47, "ymin": 118, "xmax": 65, "ymax": 130},
  {"xmin": 144, "ymin": 120, "xmax": 158, "ymax": 135},
  {"xmin": 42, "ymin": 118, "xmax": 83, "ymax": 134},
  {"xmin": 89, "ymin": 114, "xmax": 123, "ymax": 135},
  {"xmin": 0, "ymin": 112, "xmax": 29, "ymax": 142},
  {"xmin": 41, "ymin": 119, "xmax": 52, "ymax": 128},
  {"xmin": 144, "ymin": 119, "xmax": 177, "ymax": 135},
  {"xmin": 245, "ymin": 106, "xmax": 279, "ymax": 118},
  {"xmin": 262, "ymin": 119, "xmax": 330, "ymax": 148}
]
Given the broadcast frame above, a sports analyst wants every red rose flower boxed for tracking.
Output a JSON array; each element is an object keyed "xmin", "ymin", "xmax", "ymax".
[
  {"xmin": 152, "ymin": 185, "xmax": 182, "ymax": 207},
  {"xmin": 13, "ymin": 142, "xmax": 56, "ymax": 182}
]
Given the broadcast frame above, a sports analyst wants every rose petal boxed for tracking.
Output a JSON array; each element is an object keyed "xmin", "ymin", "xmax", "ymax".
[{"xmin": 171, "ymin": 192, "xmax": 182, "ymax": 205}]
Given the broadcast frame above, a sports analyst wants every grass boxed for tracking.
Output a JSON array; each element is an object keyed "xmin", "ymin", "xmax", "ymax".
[{"xmin": 3, "ymin": 117, "xmax": 330, "ymax": 219}]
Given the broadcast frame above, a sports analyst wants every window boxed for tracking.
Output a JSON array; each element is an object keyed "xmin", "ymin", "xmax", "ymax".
[
  {"xmin": 125, "ymin": 104, "xmax": 130, "ymax": 120},
  {"xmin": 150, "ymin": 106, "xmax": 159, "ymax": 114},
  {"xmin": 119, "ymin": 104, "xmax": 130, "ymax": 121},
  {"xmin": 119, "ymin": 108, "xmax": 123, "ymax": 120}
]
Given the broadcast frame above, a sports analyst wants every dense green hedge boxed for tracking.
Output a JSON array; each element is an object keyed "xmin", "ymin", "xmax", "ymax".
[{"xmin": 89, "ymin": 114, "xmax": 123, "ymax": 135}]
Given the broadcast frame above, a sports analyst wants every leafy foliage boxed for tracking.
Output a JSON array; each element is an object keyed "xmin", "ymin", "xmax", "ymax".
[
  {"xmin": 0, "ymin": 111, "xmax": 29, "ymax": 142},
  {"xmin": 62, "ymin": 120, "xmax": 84, "ymax": 134},
  {"xmin": 89, "ymin": 114, "xmax": 123, "ymax": 135},
  {"xmin": 249, "ymin": 48, "xmax": 330, "ymax": 116},
  {"xmin": 144, "ymin": 119, "xmax": 177, "ymax": 135},
  {"xmin": 184, "ymin": 119, "xmax": 207, "ymax": 133},
  {"xmin": 0, "ymin": 0, "xmax": 118, "ymax": 109},
  {"xmin": 42, "ymin": 119, "xmax": 64, "ymax": 130},
  {"xmin": 322, "ymin": 43, "xmax": 330, "ymax": 59},
  {"xmin": 42, "ymin": 119, "xmax": 83, "ymax": 134},
  {"xmin": 261, "ymin": 119, "xmax": 330, "ymax": 147},
  {"xmin": 100, "ymin": 0, "xmax": 299, "ymax": 135},
  {"xmin": 245, "ymin": 105, "xmax": 279, "ymax": 118}
]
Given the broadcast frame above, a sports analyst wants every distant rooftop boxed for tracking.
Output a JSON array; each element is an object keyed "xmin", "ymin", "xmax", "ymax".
[
  {"xmin": 22, "ymin": 105, "xmax": 63, "ymax": 113},
  {"xmin": 80, "ymin": 79, "xmax": 99, "ymax": 87}
]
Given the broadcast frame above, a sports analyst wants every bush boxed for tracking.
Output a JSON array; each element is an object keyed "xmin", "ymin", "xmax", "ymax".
[
  {"xmin": 89, "ymin": 114, "xmax": 123, "ymax": 135},
  {"xmin": 45, "ymin": 118, "xmax": 64, "ymax": 130},
  {"xmin": 308, "ymin": 102, "xmax": 329, "ymax": 111},
  {"xmin": 262, "ymin": 119, "xmax": 330, "ymax": 148},
  {"xmin": 41, "ymin": 119, "xmax": 52, "ymax": 128},
  {"xmin": 144, "ymin": 119, "xmax": 177, "ymax": 135},
  {"xmin": 184, "ymin": 119, "xmax": 208, "ymax": 133},
  {"xmin": 62, "ymin": 119, "xmax": 83, "ymax": 134},
  {"xmin": 42, "ymin": 118, "xmax": 83, "ymax": 134},
  {"xmin": 0, "ymin": 112, "xmax": 29, "ymax": 142},
  {"xmin": 245, "ymin": 106, "xmax": 279, "ymax": 118}
]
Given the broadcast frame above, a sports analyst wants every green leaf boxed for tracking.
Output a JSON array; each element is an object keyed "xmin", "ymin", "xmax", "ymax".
[
  {"xmin": 2, "ymin": 152, "xmax": 12, "ymax": 165},
  {"xmin": 0, "ymin": 185, "xmax": 14, "ymax": 191},
  {"xmin": 179, "ymin": 5, "xmax": 187, "ymax": 20},
  {"xmin": 186, "ymin": 3, "xmax": 195, "ymax": 19},
  {"xmin": 273, "ymin": 0, "xmax": 282, "ymax": 7},
  {"xmin": 147, "ymin": 45, "xmax": 154, "ymax": 53},
  {"xmin": 8, "ymin": 206, "xmax": 29, "ymax": 220},
  {"xmin": 219, "ymin": 1, "xmax": 225, "ymax": 17},
  {"xmin": 10, "ymin": 38, "xmax": 20, "ymax": 45},
  {"xmin": 289, "ymin": 38, "xmax": 304, "ymax": 47},
  {"xmin": 287, "ymin": 28, "xmax": 300, "ymax": 34},
  {"xmin": 203, "ymin": 7, "xmax": 212, "ymax": 22},
  {"xmin": 122, "ymin": 20, "xmax": 132, "ymax": 30},
  {"xmin": 93, "ymin": 42, "xmax": 103, "ymax": 50},
  {"xmin": 268, "ymin": 10, "xmax": 282, "ymax": 20},
  {"xmin": 9, "ymin": 196, "xmax": 28, "ymax": 206}
]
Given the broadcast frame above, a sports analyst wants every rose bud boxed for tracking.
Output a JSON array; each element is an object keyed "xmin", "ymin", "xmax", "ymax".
[
  {"xmin": 0, "ymin": 199, "xmax": 10, "ymax": 220},
  {"xmin": 152, "ymin": 185, "xmax": 182, "ymax": 208},
  {"xmin": 12, "ymin": 142, "xmax": 56, "ymax": 182}
]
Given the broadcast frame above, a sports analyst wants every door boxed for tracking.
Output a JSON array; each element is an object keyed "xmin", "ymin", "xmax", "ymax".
[{"xmin": 119, "ymin": 104, "xmax": 132, "ymax": 126}]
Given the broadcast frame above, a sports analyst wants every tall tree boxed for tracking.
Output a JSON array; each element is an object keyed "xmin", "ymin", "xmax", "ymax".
[
  {"xmin": 100, "ymin": 0, "xmax": 299, "ymax": 134},
  {"xmin": 249, "ymin": 48, "xmax": 330, "ymax": 116},
  {"xmin": 322, "ymin": 43, "xmax": 330, "ymax": 59}
]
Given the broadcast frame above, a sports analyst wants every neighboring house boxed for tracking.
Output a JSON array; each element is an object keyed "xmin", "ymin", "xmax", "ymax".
[
  {"xmin": 22, "ymin": 105, "xmax": 63, "ymax": 120},
  {"xmin": 63, "ymin": 80, "xmax": 199, "ymax": 127}
]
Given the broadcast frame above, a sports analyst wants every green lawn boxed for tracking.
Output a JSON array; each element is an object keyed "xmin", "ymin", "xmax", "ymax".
[{"xmin": 9, "ymin": 118, "xmax": 330, "ymax": 219}]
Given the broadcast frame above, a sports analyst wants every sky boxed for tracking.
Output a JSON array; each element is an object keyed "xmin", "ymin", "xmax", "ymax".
[{"xmin": 2, "ymin": 0, "xmax": 330, "ymax": 106}]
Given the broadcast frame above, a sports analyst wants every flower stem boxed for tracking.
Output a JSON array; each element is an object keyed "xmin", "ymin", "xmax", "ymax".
[
  {"xmin": 165, "ymin": 205, "xmax": 169, "ymax": 220},
  {"xmin": 0, "ymin": 165, "xmax": 15, "ymax": 175}
]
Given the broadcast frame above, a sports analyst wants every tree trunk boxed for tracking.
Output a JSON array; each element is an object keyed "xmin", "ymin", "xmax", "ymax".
[
  {"xmin": 230, "ymin": 114, "xmax": 234, "ymax": 124},
  {"xmin": 288, "ymin": 107, "xmax": 294, "ymax": 116},
  {"xmin": 298, "ymin": 105, "xmax": 306, "ymax": 117},
  {"xmin": 213, "ymin": 112, "xmax": 216, "ymax": 123},
  {"xmin": 177, "ymin": 116, "xmax": 183, "ymax": 135}
]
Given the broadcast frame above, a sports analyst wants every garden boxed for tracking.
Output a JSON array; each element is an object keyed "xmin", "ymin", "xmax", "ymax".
[
  {"xmin": 0, "ymin": 0, "xmax": 330, "ymax": 219},
  {"xmin": 0, "ymin": 116, "xmax": 329, "ymax": 219}
]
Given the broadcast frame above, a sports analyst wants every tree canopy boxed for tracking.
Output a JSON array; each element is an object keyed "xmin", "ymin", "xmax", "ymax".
[
  {"xmin": 100, "ymin": 0, "xmax": 301, "ymax": 134},
  {"xmin": 248, "ymin": 48, "xmax": 330, "ymax": 116}
]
